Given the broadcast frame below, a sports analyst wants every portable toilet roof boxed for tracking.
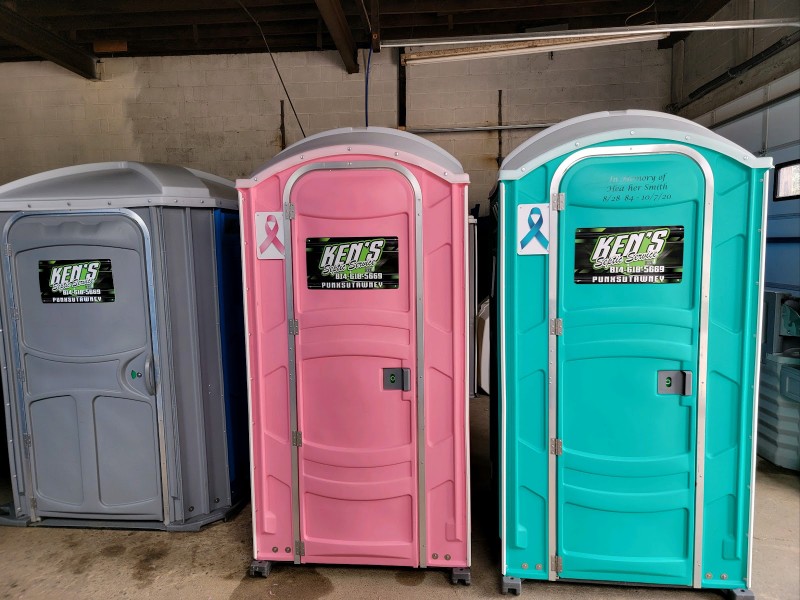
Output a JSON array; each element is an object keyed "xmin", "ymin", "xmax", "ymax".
[
  {"xmin": 0, "ymin": 162, "xmax": 237, "ymax": 211},
  {"xmin": 498, "ymin": 109, "xmax": 772, "ymax": 180},
  {"xmin": 238, "ymin": 126, "xmax": 469, "ymax": 187}
]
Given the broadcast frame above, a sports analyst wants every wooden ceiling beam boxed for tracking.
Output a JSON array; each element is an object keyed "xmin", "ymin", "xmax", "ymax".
[
  {"xmin": 0, "ymin": 46, "xmax": 35, "ymax": 59},
  {"xmin": 677, "ymin": 0, "xmax": 736, "ymax": 22},
  {"xmin": 121, "ymin": 36, "xmax": 334, "ymax": 54},
  {"xmin": 38, "ymin": 2, "xmax": 684, "ymax": 34},
  {"xmin": 38, "ymin": 8, "xmax": 323, "ymax": 31},
  {"xmin": 314, "ymin": 0, "xmax": 359, "ymax": 73},
  {"xmin": 379, "ymin": 4, "xmax": 683, "ymax": 28},
  {"xmin": 28, "ymin": 1, "xmax": 688, "ymax": 34},
  {"xmin": 378, "ymin": 0, "xmax": 680, "ymax": 14},
  {"xmin": 0, "ymin": 0, "xmax": 715, "ymax": 60},
  {"xmin": 370, "ymin": 0, "xmax": 380, "ymax": 52},
  {"xmin": 0, "ymin": 4, "xmax": 98, "ymax": 79},
  {"xmin": 660, "ymin": 0, "xmax": 732, "ymax": 47},
  {"xmin": 15, "ymin": 0, "xmax": 310, "ymax": 18},
  {"xmin": 356, "ymin": 0, "xmax": 371, "ymax": 36},
  {"xmin": 72, "ymin": 23, "xmax": 337, "ymax": 43},
  {"xmin": 19, "ymin": 0, "xmax": 631, "ymax": 18}
]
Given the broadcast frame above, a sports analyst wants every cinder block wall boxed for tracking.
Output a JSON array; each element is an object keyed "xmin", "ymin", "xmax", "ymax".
[
  {"xmin": 0, "ymin": 51, "xmax": 397, "ymax": 185},
  {"xmin": 0, "ymin": 42, "xmax": 671, "ymax": 209},
  {"xmin": 405, "ymin": 43, "xmax": 670, "ymax": 204}
]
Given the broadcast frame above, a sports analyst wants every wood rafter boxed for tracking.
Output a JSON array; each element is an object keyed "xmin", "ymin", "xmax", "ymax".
[
  {"xmin": 314, "ymin": 0, "xmax": 358, "ymax": 73},
  {"xmin": 660, "ymin": 0, "xmax": 732, "ymax": 47},
  {"xmin": 0, "ymin": 1, "xmax": 751, "ymax": 70},
  {"xmin": 0, "ymin": 4, "xmax": 98, "ymax": 79}
]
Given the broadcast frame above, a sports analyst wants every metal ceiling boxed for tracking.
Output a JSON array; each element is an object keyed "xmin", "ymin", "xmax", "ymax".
[{"xmin": 0, "ymin": 0, "xmax": 737, "ymax": 79}]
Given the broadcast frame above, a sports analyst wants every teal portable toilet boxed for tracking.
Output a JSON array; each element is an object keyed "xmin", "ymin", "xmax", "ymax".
[{"xmin": 495, "ymin": 110, "xmax": 771, "ymax": 598}]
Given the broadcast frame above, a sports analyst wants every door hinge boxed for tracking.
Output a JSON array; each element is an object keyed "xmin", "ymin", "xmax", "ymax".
[
  {"xmin": 4, "ymin": 243, "xmax": 11, "ymax": 256},
  {"xmin": 295, "ymin": 540, "xmax": 305, "ymax": 556},
  {"xmin": 551, "ymin": 555, "xmax": 563, "ymax": 573},
  {"xmin": 288, "ymin": 319, "xmax": 299, "ymax": 336},
  {"xmin": 22, "ymin": 432, "xmax": 31, "ymax": 448},
  {"xmin": 550, "ymin": 438, "xmax": 563, "ymax": 456},
  {"xmin": 549, "ymin": 318, "xmax": 563, "ymax": 336},
  {"xmin": 284, "ymin": 202, "xmax": 295, "ymax": 219},
  {"xmin": 291, "ymin": 431, "xmax": 303, "ymax": 447},
  {"xmin": 11, "ymin": 306, "xmax": 19, "ymax": 321},
  {"xmin": 551, "ymin": 192, "xmax": 565, "ymax": 211},
  {"xmin": 30, "ymin": 497, "xmax": 37, "ymax": 510},
  {"xmin": 16, "ymin": 368, "xmax": 25, "ymax": 383}
]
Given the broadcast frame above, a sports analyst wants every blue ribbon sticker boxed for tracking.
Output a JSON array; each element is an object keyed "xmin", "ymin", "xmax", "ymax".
[{"xmin": 520, "ymin": 206, "xmax": 549, "ymax": 251}]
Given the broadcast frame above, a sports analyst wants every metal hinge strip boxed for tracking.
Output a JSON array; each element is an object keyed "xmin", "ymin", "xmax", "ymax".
[
  {"xmin": 295, "ymin": 540, "xmax": 305, "ymax": 556},
  {"xmin": 550, "ymin": 318, "xmax": 563, "ymax": 336},
  {"xmin": 288, "ymin": 319, "xmax": 299, "ymax": 336},
  {"xmin": 551, "ymin": 192, "xmax": 565, "ymax": 211},
  {"xmin": 284, "ymin": 203, "xmax": 296, "ymax": 219},
  {"xmin": 550, "ymin": 438, "xmax": 563, "ymax": 456},
  {"xmin": 292, "ymin": 431, "xmax": 303, "ymax": 447},
  {"xmin": 551, "ymin": 554, "xmax": 563, "ymax": 572}
]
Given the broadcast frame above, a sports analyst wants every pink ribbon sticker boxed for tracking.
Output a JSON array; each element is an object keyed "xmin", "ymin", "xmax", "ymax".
[{"xmin": 259, "ymin": 214, "xmax": 285, "ymax": 256}]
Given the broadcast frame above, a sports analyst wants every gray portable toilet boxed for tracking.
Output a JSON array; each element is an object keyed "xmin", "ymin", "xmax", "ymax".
[{"xmin": 0, "ymin": 162, "xmax": 248, "ymax": 530}]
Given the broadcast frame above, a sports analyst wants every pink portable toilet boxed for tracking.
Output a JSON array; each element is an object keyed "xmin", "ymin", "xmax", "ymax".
[{"xmin": 238, "ymin": 127, "xmax": 471, "ymax": 583}]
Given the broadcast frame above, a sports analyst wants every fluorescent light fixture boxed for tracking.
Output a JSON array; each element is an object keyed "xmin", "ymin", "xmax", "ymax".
[{"xmin": 401, "ymin": 33, "xmax": 669, "ymax": 65}]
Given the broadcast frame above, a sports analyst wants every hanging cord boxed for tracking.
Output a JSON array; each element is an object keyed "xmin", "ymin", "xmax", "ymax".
[
  {"xmin": 625, "ymin": 1, "xmax": 657, "ymax": 26},
  {"xmin": 358, "ymin": 0, "xmax": 371, "ymax": 33},
  {"xmin": 238, "ymin": 0, "xmax": 306, "ymax": 137},
  {"xmin": 364, "ymin": 45, "xmax": 373, "ymax": 127},
  {"xmin": 358, "ymin": 0, "xmax": 374, "ymax": 128}
]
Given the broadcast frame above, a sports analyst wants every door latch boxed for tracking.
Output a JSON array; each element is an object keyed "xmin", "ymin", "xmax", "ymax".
[
  {"xmin": 657, "ymin": 370, "xmax": 693, "ymax": 395},
  {"xmin": 383, "ymin": 368, "xmax": 411, "ymax": 392}
]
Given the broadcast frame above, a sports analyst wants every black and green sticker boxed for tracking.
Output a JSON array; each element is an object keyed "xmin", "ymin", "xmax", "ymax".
[
  {"xmin": 574, "ymin": 226, "xmax": 684, "ymax": 284},
  {"xmin": 306, "ymin": 237, "xmax": 399, "ymax": 290},
  {"xmin": 39, "ymin": 259, "xmax": 116, "ymax": 303}
]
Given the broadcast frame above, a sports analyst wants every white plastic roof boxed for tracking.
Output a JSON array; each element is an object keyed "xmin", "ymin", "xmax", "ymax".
[
  {"xmin": 241, "ymin": 126, "xmax": 467, "ymax": 187},
  {"xmin": 499, "ymin": 109, "xmax": 773, "ymax": 180},
  {"xmin": 0, "ymin": 162, "xmax": 237, "ymax": 211}
]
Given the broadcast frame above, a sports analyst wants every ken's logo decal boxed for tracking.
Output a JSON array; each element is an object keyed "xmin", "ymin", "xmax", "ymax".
[
  {"xmin": 255, "ymin": 211, "xmax": 285, "ymax": 260},
  {"xmin": 517, "ymin": 203, "xmax": 550, "ymax": 255}
]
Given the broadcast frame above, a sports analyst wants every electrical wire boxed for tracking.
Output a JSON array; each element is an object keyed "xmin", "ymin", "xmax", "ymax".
[
  {"xmin": 360, "ymin": 0, "xmax": 375, "ymax": 129},
  {"xmin": 237, "ymin": 0, "xmax": 306, "ymax": 137},
  {"xmin": 358, "ymin": 0, "xmax": 371, "ymax": 33},
  {"xmin": 364, "ymin": 45, "xmax": 373, "ymax": 127},
  {"xmin": 625, "ymin": 1, "xmax": 657, "ymax": 27}
]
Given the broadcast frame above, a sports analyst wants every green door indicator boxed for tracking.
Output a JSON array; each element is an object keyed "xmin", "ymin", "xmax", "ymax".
[{"xmin": 131, "ymin": 370, "xmax": 143, "ymax": 380}]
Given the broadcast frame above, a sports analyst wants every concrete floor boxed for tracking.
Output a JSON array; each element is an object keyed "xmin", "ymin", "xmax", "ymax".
[{"xmin": 0, "ymin": 397, "xmax": 797, "ymax": 600}]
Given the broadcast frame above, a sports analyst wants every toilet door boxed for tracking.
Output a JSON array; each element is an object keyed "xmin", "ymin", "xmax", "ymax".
[
  {"xmin": 289, "ymin": 164, "xmax": 420, "ymax": 566},
  {"xmin": 553, "ymin": 149, "xmax": 709, "ymax": 586},
  {"xmin": 5, "ymin": 211, "xmax": 163, "ymax": 521}
]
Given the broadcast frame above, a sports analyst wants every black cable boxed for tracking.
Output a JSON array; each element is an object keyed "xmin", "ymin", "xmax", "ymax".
[
  {"xmin": 364, "ymin": 46, "xmax": 373, "ymax": 127},
  {"xmin": 237, "ymin": 0, "xmax": 306, "ymax": 137}
]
